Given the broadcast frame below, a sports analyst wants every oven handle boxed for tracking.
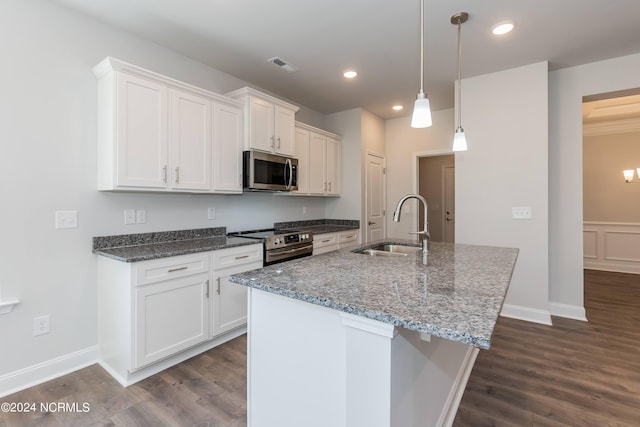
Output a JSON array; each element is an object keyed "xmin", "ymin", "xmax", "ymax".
[
  {"xmin": 270, "ymin": 243, "xmax": 313, "ymax": 256},
  {"xmin": 285, "ymin": 158, "xmax": 293, "ymax": 190}
]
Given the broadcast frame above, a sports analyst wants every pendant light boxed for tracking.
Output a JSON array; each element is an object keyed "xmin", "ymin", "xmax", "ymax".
[
  {"xmin": 451, "ymin": 12, "xmax": 469, "ymax": 151},
  {"xmin": 411, "ymin": 0, "xmax": 432, "ymax": 128}
]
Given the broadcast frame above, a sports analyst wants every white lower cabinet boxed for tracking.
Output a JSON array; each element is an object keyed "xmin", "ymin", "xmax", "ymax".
[
  {"xmin": 98, "ymin": 244, "xmax": 262, "ymax": 386},
  {"xmin": 211, "ymin": 244, "xmax": 263, "ymax": 336},
  {"xmin": 133, "ymin": 273, "xmax": 210, "ymax": 370},
  {"xmin": 313, "ymin": 229, "xmax": 361, "ymax": 255}
]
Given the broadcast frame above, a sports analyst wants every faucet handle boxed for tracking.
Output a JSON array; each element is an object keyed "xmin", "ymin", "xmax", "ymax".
[{"xmin": 409, "ymin": 230, "xmax": 430, "ymax": 236}]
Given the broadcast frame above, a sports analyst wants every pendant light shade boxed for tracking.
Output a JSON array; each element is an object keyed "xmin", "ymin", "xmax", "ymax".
[
  {"xmin": 411, "ymin": 0, "xmax": 432, "ymax": 128},
  {"xmin": 451, "ymin": 12, "xmax": 469, "ymax": 151},
  {"xmin": 453, "ymin": 127, "xmax": 467, "ymax": 151},
  {"xmin": 411, "ymin": 91, "xmax": 432, "ymax": 128}
]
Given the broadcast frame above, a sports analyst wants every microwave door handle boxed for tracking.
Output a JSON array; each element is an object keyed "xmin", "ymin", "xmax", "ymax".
[{"xmin": 285, "ymin": 158, "xmax": 292, "ymax": 190}]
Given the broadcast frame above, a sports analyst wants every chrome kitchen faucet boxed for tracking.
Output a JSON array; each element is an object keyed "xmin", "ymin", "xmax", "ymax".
[{"xmin": 393, "ymin": 194, "xmax": 430, "ymax": 265}]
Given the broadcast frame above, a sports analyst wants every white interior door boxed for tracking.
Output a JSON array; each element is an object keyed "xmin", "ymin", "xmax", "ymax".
[
  {"xmin": 366, "ymin": 153, "xmax": 386, "ymax": 242},
  {"xmin": 444, "ymin": 166, "xmax": 455, "ymax": 243}
]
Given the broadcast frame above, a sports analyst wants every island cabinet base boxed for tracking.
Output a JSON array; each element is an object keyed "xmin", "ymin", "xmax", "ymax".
[{"xmin": 247, "ymin": 289, "xmax": 479, "ymax": 427}]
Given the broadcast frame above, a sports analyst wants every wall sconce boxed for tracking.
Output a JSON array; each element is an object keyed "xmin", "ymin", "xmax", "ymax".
[{"xmin": 623, "ymin": 168, "xmax": 640, "ymax": 183}]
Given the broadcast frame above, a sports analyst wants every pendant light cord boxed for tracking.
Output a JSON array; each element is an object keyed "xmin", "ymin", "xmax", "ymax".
[
  {"xmin": 419, "ymin": 0, "xmax": 424, "ymax": 93},
  {"xmin": 456, "ymin": 20, "xmax": 462, "ymax": 129}
]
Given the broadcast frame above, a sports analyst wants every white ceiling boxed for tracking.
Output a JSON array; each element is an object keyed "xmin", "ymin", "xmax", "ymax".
[{"xmin": 53, "ymin": 0, "xmax": 640, "ymax": 119}]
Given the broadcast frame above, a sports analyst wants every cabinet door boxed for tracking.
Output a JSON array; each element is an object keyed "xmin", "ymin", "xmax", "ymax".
[
  {"xmin": 294, "ymin": 127, "xmax": 310, "ymax": 194},
  {"xmin": 133, "ymin": 274, "xmax": 210, "ymax": 369},
  {"xmin": 326, "ymin": 137, "xmax": 340, "ymax": 195},
  {"xmin": 116, "ymin": 73, "xmax": 168, "ymax": 188},
  {"xmin": 213, "ymin": 274, "xmax": 248, "ymax": 336},
  {"xmin": 249, "ymin": 97, "xmax": 275, "ymax": 152},
  {"xmin": 213, "ymin": 103, "xmax": 243, "ymax": 193},
  {"xmin": 274, "ymin": 106, "xmax": 296, "ymax": 156},
  {"xmin": 309, "ymin": 132, "xmax": 327, "ymax": 194},
  {"xmin": 170, "ymin": 90, "xmax": 212, "ymax": 191}
]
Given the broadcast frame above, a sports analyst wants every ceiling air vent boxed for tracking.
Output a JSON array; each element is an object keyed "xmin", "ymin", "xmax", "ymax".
[{"xmin": 267, "ymin": 56, "xmax": 299, "ymax": 73}]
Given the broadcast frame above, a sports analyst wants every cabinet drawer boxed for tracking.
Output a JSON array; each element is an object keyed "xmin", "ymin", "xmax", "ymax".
[
  {"xmin": 338, "ymin": 230, "xmax": 358, "ymax": 245},
  {"xmin": 212, "ymin": 244, "xmax": 263, "ymax": 269},
  {"xmin": 136, "ymin": 253, "xmax": 209, "ymax": 286},
  {"xmin": 313, "ymin": 233, "xmax": 338, "ymax": 249}
]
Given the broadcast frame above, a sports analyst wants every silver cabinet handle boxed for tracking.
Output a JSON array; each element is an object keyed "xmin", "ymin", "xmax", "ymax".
[
  {"xmin": 216, "ymin": 277, "xmax": 221, "ymax": 295},
  {"xmin": 175, "ymin": 166, "xmax": 180, "ymax": 184},
  {"xmin": 328, "ymin": 182, "xmax": 332, "ymax": 192},
  {"xmin": 205, "ymin": 279, "xmax": 210, "ymax": 298},
  {"xmin": 235, "ymin": 255, "xmax": 249, "ymax": 260},
  {"xmin": 168, "ymin": 266, "xmax": 188, "ymax": 273},
  {"xmin": 277, "ymin": 136, "xmax": 281, "ymax": 148},
  {"xmin": 163, "ymin": 165, "xmax": 168, "ymax": 183},
  {"xmin": 270, "ymin": 136, "xmax": 275, "ymax": 148}
]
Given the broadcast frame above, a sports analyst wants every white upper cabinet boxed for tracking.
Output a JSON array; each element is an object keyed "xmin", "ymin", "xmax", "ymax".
[
  {"xmin": 326, "ymin": 136, "xmax": 340, "ymax": 195},
  {"xmin": 294, "ymin": 127, "xmax": 310, "ymax": 193},
  {"xmin": 226, "ymin": 87, "xmax": 299, "ymax": 157},
  {"xmin": 293, "ymin": 122, "xmax": 341, "ymax": 196},
  {"xmin": 212, "ymin": 103, "xmax": 243, "ymax": 193},
  {"xmin": 93, "ymin": 57, "xmax": 244, "ymax": 193},
  {"xmin": 114, "ymin": 73, "xmax": 168, "ymax": 189},
  {"xmin": 170, "ymin": 89, "xmax": 212, "ymax": 191},
  {"xmin": 309, "ymin": 131, "xmax": 327, "ymax": 195}
]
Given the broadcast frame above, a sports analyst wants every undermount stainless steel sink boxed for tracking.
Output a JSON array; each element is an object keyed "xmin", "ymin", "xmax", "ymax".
[{"xmin": 354, "ymin": 244, "xmax": 422, "ymax": 257}]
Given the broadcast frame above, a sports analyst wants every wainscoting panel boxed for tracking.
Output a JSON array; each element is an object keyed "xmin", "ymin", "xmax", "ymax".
[{"xmin": 584, "ymin": 222, "xmax": 640, "ymax": 274}]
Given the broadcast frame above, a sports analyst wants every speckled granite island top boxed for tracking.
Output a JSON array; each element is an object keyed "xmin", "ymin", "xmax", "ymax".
[{"xmin": 229, "ymin": 239, "xmax": 518, "ymax": 349}]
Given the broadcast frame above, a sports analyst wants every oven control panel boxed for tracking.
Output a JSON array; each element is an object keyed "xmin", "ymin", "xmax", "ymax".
[{"xmin": 266, "ymin": 232, "xmax": 312, "ymax": 250}]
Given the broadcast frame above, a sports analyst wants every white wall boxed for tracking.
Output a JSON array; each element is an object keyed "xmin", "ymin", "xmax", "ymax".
[
  {"xmin": 384, "ymin": 109, "xmax": 454, "ymax": 239},
  {"xmin": 325, "ymin": 109, "xmax": 363, "ymax": 221},
  {"xmin": 0, "ymin": 0, "xmax": 329, "ymax": 387},
  {"xmin": 549, "ymin": 52, "xmax": 640, "ymax": 319},
  {"xmin": 325, "ymin": 108, "xmax": 385, "ymax": 230},
  {"xmin": 457, "ymin": 62, "xmax": 550, "ymax": 324}
]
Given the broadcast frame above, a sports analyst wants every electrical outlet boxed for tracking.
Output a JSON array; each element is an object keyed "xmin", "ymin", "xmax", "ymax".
[
  {"xmin": 136, "ymin": 210, "xmax": 147, "ymax": 224},
  {"xmin": 512, "ymin": 206, "xmax": 533, "ymax": 219},
  {"xmin": 55, "ymin": 211, "xmax": 78, "ymax": 229},
  {"xmin": 33, "ymin": 315, "xmax": 50, "ymax": 336},
  {"xmin": 207, "ymin": 208, "xmax": 216, "ymax": 220},
  {"xmin": 124, "ymin": 209, "xmax": 136, "ymax": 225}
]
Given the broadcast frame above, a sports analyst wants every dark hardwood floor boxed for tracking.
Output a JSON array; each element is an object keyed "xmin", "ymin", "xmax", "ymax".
[
  {"xmin": 0, "ymin": 336, "xmax": 247, "ymax": 427},
  {"xmin": 454, "ymin": 269, "xmax": 640, "ymax": 426},
  {"xmin": 1, "ymin": 269, "xmax": 638, "ymax": 426}
]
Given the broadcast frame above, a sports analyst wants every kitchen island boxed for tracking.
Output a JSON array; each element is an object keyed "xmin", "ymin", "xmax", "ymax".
[{"xmin": 230, "ymin": 240, "xmax": 518, "ymax": 427}]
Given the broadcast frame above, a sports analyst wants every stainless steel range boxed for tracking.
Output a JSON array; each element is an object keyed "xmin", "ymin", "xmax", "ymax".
[{"xmin": 229, "ymin": 229, "xmax": 313, "ymax": 266}]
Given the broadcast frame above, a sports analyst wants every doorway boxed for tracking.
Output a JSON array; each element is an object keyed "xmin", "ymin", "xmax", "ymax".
[
  {"xmin": 582, "ymin": 89, "xmax": 640, "ymax": 274},
  {"xmin": 417, "ymin": 154, "xmax": 455, "ymax": 243},
  {"xmin": 365, "ymin": 152, "xmax": 386, "ymax": 242}
]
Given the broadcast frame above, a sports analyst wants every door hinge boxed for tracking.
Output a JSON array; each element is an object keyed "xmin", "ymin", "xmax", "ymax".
[
  {"xmin": 383, "ymin": 168, "xmax": 386, "ymax": 175},
  {"xmin": 383, "ymin": 210, "xmax": 386, "ymax": 216}
]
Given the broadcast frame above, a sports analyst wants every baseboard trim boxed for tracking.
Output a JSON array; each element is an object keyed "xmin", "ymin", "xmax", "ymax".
[
  {"xmin": 437, "ymin": 346, "xmax": 480, "ymax": 427},
  {"xmin": 549, "ymin": 302, "xmax": 587, "ymax": 321},
  {"xmin": 583, "ymin": 262, "xmax": 640, "ymax": 275},
  {"xmin": 0, "ymin": 345, "xmax": 98, "ymax": 398},
  {"xmin": 500, "ymin": 304, "xmax": 552, "ymax": 325}
]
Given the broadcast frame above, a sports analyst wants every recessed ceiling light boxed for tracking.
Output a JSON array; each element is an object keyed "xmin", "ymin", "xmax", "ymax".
[
  {"xmin": 491, "ymin": 21, "xmax": 514, "ymax": 35},
  {"xmin": 392, "ymin": 105, "xmax": 403, "ymax": 111},
  {"xmin": 343, "ymin": 70, "xmax": 358, "ymax": 79}
]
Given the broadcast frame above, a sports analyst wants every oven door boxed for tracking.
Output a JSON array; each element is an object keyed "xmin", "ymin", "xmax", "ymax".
[
  {"xmin": 243, "ymin": 150, "xmax": 298, "ymax": 191},
  {"xmin": 265, "ymin": 243, "xmax": 313, "ymax": 266}
]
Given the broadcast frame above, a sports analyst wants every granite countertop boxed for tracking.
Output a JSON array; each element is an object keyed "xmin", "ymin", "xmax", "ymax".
[
  {"xmin": 293, "ymin": 224, "xmax": 360, "ymax": 234},
  {"xmin": 274, "ymin": 219, "xmax": 359, "ymax": 235},
  {"xmin": 92, "ymin": 227, "xmax": 260, "ymax": 262},
  {"xmin": 229, "ymin": 239, "xmax": 518, "ymax": 349}
]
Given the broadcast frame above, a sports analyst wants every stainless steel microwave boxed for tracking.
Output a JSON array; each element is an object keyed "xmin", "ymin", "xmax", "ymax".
[{"xmin": 243, "ymin": 150, "xmax": 298, "ymax": 191}]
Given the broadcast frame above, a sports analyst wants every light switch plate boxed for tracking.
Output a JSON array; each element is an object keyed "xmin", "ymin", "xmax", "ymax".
[
  {"xmin": 55, "ymin": 211, "xmax": 78, "ymax": 229},
  {"xmin": 136, "ymin": 210, "xmax": 147, "ymax": 224},
  {"xmin": 512, "ymin": 206, "xmax": 532, "ymax": 219},
  {"xmin": 124, "ymin": 209, "xmax": 136, "ymax": 225},
  {"xmin": 207, "ymin": 208, "xmax": 216, "ymax": 220}
]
